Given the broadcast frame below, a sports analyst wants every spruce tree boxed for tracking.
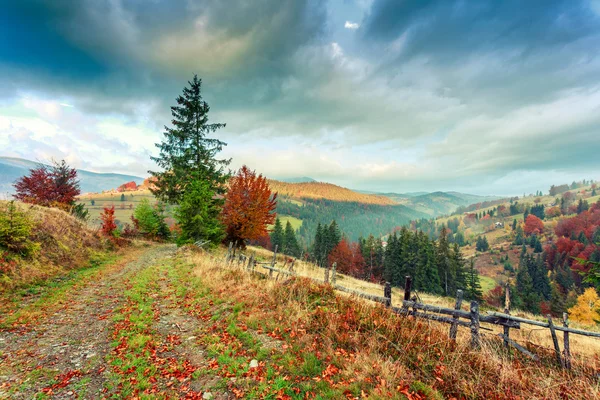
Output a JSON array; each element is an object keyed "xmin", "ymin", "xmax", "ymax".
[
  {"xmin": 271, "ymin": 218, "xmax": 284, "ymax": 252},
  {"xmin": 150, "ymin": 75, "xmax": 230, "ymax": 204},
  {"xmin": 465, "ymin": 259, "xmax": 483, "ymax": 301},
  {"xmin": 283, "ymin": 221, "xmax": 301, "ymax": 257},
  {"xmin": 436, "ymin": 227, "xmax": 452, "ymax": 295}
]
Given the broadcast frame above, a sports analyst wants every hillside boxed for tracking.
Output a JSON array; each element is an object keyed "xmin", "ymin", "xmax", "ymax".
[
  {"xmin": 383, "ymin": 191, "xmax": 502, "ymax": 217},
  {"xmin": 0, "ymin": 200, "xmax": 106, "ymax": 290},
  {"xmin": 2, "ymin": 240, "xmax": 598, "ymax": 398},
  {"xmin": 0, "ymin": 157, "xmax": 144, "ymax": 196},
  {"xmin": 267, "ymin": 180, "xmax": 396, "ymax": 205}
]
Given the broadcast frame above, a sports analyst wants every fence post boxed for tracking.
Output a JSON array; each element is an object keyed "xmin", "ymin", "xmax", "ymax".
[
  {"xmin": 247, "ymin": 254, "xmax": 254, "ymax": 271},
  {"xmin": 226, "ymin": 242, "xmax": 233, "ymax": 263},
  {"xmin": 470, "ymin": 301, "xmax": 480, "ymax": 349},
  {"xmin": 404, "ymin": 276, "xmax": 412, "ymax": 301},
  {"xmin": 331, "ymin": 262, "xmax": 337, "ymax": 285},
  {"xmin": 547, "ymin": 315, "xmax": 564, "ymax": 368},
  {"xmin": 449, "ymin": 289, "xmax": 463, "ymax": 340},
  {"xmin": 289, "ymin": 258, "xmax": 296, "ymax": 275},
  {"xmin": 270, "ymin": 245, "xmax": 278, "ymax": 278},
  {"xmin": 402, "ymin": 276, "xmax": 412, "ymax": 315},
  {"xmin": 562, "ymin": 313, "xmax": 571, "ymax": 370},
  {"xmin": 503, "ymin": 282, "xmax": 511, "ymax": 349},
  {"xmin": 324, "ymin": 263, "xmax": 330, "ymax": 283},
  {"xmin": 384, "ymin": 282, "xmax": 392, "ymax": 308}
]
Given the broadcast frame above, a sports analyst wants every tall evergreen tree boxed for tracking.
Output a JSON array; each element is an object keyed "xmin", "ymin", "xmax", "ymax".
[
  {"xmin": 283, "ymin": 221, "xmax": 301, "ymax": 257},
  {"xmin": 150, "ymin": 75, "xmax": 230, "ymax": 204},
  {"xmin": 436, "ymin": 227, "xmax": 452, "ymax": 295},
  {"xmin": 465, "ymin": 259, "xmax": 483, "ymax": 301},
  {"xmin": 270, "ymin": 218, "xmax": 284, "ymax": 252}
]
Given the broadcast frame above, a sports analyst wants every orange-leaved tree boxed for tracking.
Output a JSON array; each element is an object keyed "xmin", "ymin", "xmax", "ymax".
[
  {"xmin": 221, "ymin": 165, "xmax": 277, "ymax": 248},
  {"xmin": 524, "ymin": 214, "xmax": 544, "ymax": 236}
]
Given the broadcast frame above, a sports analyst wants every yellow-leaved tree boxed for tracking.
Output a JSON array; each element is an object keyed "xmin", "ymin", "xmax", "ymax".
[{"xmin": 568, "ymin": 288, "xmax": 600, "ymax": 325}]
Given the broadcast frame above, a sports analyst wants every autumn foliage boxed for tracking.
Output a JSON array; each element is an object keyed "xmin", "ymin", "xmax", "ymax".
[
  {"xmin": 568, "ymin": 288, "xmax": 600, "ymax": 325},
  {"xmin": 13, "ymin": 160, "xmax": 80, "ymax": 209},
  {"xmin": 524, "ymin": 214, "xmax": 544, "ymax": 236},
  {"xmin": 100, "ymin": 206, "xmax": 117, "ymax": 237},
  {"xmin": 328, "ymin": 238, "xmax": 365, "ymax": 277},
  {"xmin": 221, "ymin": 165, "xmax": 277, "ymax": 247}
]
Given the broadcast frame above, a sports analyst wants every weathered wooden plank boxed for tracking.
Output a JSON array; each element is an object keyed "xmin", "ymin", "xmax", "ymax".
[
  {"xmin": 497, "ymin": 334, "xmax": 539, "ymax": 361},
  {"xmin": 334, "ymin": 285, "xmax": 388, "ymax": 304},
  {"xmin": 260, "ymin": 265, "xmax": 294, "ymax": 275},
  {"xmin": 487, "ymin": 312, "xmax": 600, "ymax": 337},
  {"xmin": 404, "ymin": 276, "xmax": 412, "ymax": 301},
  {"xmin": 384, "ymin": 282, "xmax": 392, "ymax": 308},
  {"xmin": 412, "ymin": 311, "xmax": 471, "ymax": 327},
  {"xmin": 563, "ymin": 313, "xmax": 571, "ymax": 370},
  {"xmin": 449, "ymin": 290, "xmax": 463, "ymax": 340},
  {"xmin": 547, "ymin": 315, "xmax": 564, "ymax": 368},
  {"xmin": 403, "ymin": 301, "xmax": 520, "ymax": 327},
  {"xmin": 470, "ymin": 301, "xmax": 480, "ymax": 349}
]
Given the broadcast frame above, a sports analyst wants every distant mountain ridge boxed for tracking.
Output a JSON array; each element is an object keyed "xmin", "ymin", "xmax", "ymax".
[{"xmin": 0, "ymin": 157, "xmax": 144, "ymax": 196}]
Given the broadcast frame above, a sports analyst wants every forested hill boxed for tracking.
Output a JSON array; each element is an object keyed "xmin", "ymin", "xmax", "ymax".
[
  {"xmin": 278, "ymin": 197, "xmax": 428, "ymax": 245},
  {"xmin": 267, "ymin": 180, "xmax": 396, "ymax": 205},
  {"xmin": 378, "ymin": 191, "xmax": 502, "ymax": 217}
]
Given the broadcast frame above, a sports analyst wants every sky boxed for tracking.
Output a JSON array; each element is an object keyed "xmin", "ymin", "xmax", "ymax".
[{"xmin": 1, "ymin": 0, "xmax": 600, "ymax": 196}]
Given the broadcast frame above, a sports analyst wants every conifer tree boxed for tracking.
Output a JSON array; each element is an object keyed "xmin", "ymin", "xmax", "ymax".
[
  {"xmin": 283, "ymin": 221, "xmax": 301, "ymax": 257},
  {"xmin": 150, "ymin": 75, "xmax": 230, "ymax": 204},
  {"xmin": 271, "ymin": 218, "xmax": 284, "ymax": 252},
  {"xmin": 465, "ymin": 259, "xmax": 483, "ymax": 301},
  {"xmin": 550, "ymin": 282, "xmax": 566, "ymax": 316}
]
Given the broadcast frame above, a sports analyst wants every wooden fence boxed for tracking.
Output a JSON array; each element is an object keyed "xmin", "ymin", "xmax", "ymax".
[{"xmin": 224, "ymin": 244, "xmax": 600, "ymax": 369}]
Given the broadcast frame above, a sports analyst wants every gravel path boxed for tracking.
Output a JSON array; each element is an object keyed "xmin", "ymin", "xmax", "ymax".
[{"xmin": 0, "ymin": 244, "xmax": 177, "ymax": 399}]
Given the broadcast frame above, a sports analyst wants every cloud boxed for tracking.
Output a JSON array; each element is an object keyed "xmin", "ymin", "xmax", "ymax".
[{"xmin": 2, "ymin": 0, "xmax": 600, "ymax": 194}]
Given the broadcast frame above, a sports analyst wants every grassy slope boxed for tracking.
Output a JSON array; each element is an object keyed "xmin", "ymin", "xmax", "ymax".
[
  {"xmin": 180, "ymin": 248, "xmax": 599, "ymax": 399},
  {"xmin": 0, "ymin": 201, "xmax": 107, "ymax": 290}
]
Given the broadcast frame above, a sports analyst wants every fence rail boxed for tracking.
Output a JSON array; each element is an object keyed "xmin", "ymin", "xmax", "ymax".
[{"xmin": 223, "ymin": 243, "xmax": 599, "ymax": 369}]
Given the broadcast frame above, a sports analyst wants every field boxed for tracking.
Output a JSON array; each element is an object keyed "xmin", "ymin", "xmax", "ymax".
[{"xmin": 78, "ymin": 190, "xmax": 157, "ymax": 226}]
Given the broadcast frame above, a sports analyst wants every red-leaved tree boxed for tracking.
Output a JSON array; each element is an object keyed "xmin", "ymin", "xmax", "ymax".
[
  {"xmin": 524, "ymin": 214, "xmax": 544, "ymax": 236},
  {"xmin": 221, "ymin": 165, "xmax": 277, "ymax": 247},
  {"xmin": 328, "ymin": 239, "xmax": 365, "ymax": 278},
  {"xmin": 100, "ymin": 206, "xmax": 117, "ymax": 237},
  {"xmin": 13, "ymin": 160, "xmax": 80, "ymax": 209}
]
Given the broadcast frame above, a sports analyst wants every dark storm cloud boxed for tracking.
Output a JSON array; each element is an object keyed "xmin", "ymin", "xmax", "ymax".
[
  {"xmin": 363, "ymin": 0, "xmax": 599, "ymax": 58},
  {"xmin": 2, "ymin": 0, "xmax": 600, "ymax": 194}
]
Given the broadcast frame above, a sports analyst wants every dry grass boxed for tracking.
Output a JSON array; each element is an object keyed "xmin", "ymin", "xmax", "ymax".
[
  {"xmin": 244, "ymin": 245, "xmax": 600, "ymax": 358},
  {"xmin": 182, "ymin": 248, "xmax": 600, "ymax": 399},
  {"xmin": 0, "ymin": 200, "xmax": 106, "ymax": 290}
]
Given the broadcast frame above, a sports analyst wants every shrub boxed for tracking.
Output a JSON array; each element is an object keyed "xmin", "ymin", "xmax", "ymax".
[
  {"xmin": 70, "ymin": 203, "xmax": 89, "ymax": 221},
  {"xmin": 100, "ymin": 206, "xmax": 117, "ymax": 237},
  {"xmin": 0, "ymin": 201, "xmax": 39, "ymax": 257},
  {"xmin": 133, "ymin": 199, "xmax": 170, "ymax": 240}
]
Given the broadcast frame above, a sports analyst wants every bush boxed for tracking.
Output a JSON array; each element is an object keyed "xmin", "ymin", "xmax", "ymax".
[
  {"xmin": 133, "ymin": 199, "xmax": 170, "ymax": 240},
  {"xmin": 0, "ymin": 202, "xmax": 39, "ymax": 257},
  {"xmin": 70, "ymin": 203, "xmax": 89, "ymax": 222}
]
